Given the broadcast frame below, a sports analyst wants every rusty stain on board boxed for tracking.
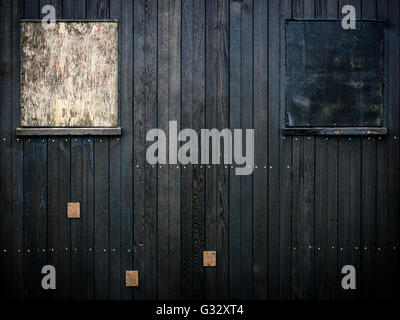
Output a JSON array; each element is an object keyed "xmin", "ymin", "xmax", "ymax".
[{"xmin": 20, "ymin": 22, "xmax": 118, "ymax": 127}]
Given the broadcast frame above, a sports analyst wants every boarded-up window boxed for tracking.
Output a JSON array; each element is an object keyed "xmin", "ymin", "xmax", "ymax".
[
  {"xmin": 20, "ymin": 21, "xmax": 118, "ymax": 127},
  {"xmin": 284, "ymin": 21, "xmax": 384, "ymax": 129}
]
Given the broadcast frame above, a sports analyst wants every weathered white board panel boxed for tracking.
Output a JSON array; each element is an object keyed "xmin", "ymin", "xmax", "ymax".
[{"xmin": 20, "ymin": 21, "xmax": 118, "ymax": 127}]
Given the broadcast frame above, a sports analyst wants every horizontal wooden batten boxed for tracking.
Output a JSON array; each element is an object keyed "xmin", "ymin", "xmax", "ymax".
[
  {"xmin": 281, "ymin": 127, "xmax": 388, "ymax": 136},
  {"xmin": 16, "ymin": 127, "xmax": 122, "ymax": 136},
  {"xmin": 20, "ymin": 19, "xmax": 120, "ymax": 22}
]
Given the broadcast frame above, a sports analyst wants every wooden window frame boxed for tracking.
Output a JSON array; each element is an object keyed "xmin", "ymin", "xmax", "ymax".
[
  {"xmin": 16, "ymin": 19, "xmax": 122, "ymax": 136},
  {"xmin": 280, "ymin": 18, "xmax": 388, "ymax": 136}
]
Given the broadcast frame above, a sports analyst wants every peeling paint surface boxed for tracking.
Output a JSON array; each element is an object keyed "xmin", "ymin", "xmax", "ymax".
[{"xmin": 20, "ymin": 22, "xmax": 118, "ymax": 127}]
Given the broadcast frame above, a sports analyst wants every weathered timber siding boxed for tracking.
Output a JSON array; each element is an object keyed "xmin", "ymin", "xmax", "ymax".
[
  {"xmin": 20, "ymin": 21, "xmax": 119, "ymax": 127},
  {"xmin": 0, "ymin": 0, "xmax": 399, "ymax": 300}
]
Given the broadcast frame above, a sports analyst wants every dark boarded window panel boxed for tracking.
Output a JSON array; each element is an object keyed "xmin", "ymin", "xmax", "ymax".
[
  {"xmin": 20, "ymin": 21, "xmax": 119, "ymax": 127},
  {"xmin": 285, "ymin": 21, "xmax": 384, "ymax": 127}
]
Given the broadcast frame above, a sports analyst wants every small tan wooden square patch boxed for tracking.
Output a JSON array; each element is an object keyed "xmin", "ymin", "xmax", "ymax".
[
  {"xmin": 67, "ymin": 202, "xmax": 80, "ymax": 219},
  {"xmin": 126, "ymin": 271, "xmax": 139, "ymax": 287},
  {"xmin": 203, "ymin": 251, "xmax": 216, "ymax": 267}
]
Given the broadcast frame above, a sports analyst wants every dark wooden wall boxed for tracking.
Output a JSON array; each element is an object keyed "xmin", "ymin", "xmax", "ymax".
[{"xmin": 0, "ymin": 0, "xmax": 399, "ymax": 300}]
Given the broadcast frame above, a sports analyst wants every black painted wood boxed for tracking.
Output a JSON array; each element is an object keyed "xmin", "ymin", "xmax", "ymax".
[
  {"xmin": 16, "ymin": 127, "xmax": 122, "ymax": 136},
  {"xmin": 0, "ymin": 0, "xmax": 399, "ymax": 300},
  {"xmin": 282, "ymin": 127, "xmax": 388, "ymax": 135},
  {"xmin": 10, "ymin": 0, "xmax": 24, "ymax": 299},
  {"xmin": 0, "ymin": 0, "xmax": 13, "ymax": 300}
]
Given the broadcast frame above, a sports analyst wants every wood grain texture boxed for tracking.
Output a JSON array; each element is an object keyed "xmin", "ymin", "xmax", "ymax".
[
  {"xmin": 253, "ymin": 0, "xmax": 268, "ymax": 300},
  {"xmin": 157, "ymin": 0, "xmax": 182, "ymax": 300},
  {"xmin": 181, "ymin": 0, "xmax": 206, "ymax": 300},
  {"xmin": 11, "ymin": 0, "xmax": 24, "ymax": 299},
  {"xmin": 0, "ymin": 0, "xmax": 13, "ymax": 300},
  {"xmin": 20, "ymin": 21, "xmax": 118, "ymax": 127}
]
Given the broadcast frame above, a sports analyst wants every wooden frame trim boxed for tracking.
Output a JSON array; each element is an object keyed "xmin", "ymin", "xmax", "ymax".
[
  {"xmin": 19, "ymin": 19, "xmax": 121, "ymax": 130},
  {"xmin": 281, "ymin": 127, "xmax": 388, "ymax": 136},
  {"xmin": 16, "ymin": 127, "xmax": 122, "ymax": 136},
  {"xmin": 280, "ymin": 19, "xmax": 388, "ymax": 135},
  {"xmin": 20, "ymin": 19, "xmax": 120, "ymax": 22}
]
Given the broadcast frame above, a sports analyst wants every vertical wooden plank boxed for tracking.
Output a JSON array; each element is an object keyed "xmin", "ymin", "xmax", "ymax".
[
  {"xmin": 362, "ymin": 0, "xmax": 376, "ymax": 19},
  {"xmin": 314, "ymin": 0, "xmax": 328, "ymax": 300},
  {"xmin": 145, "ymin": 0, "xmax": 158, "ymax": 300},
  {"xmin": 267, "ymin": 0, "xmax": 281, "ymax": 300},
  {"xmin": 135, "ymin": 0, "xmax": 164, "ymax": 300},
  {"xmin": 304, "ymin": 0, "xmax": 316, "ymax": 18},
  {"xmin": 216, "ymin": 0, "xmax": 230, "ymax": 300},
  {"xmin": 293, "ymin": 0, "xmax": 304, "ymax": 18},
  {"xmin": 36, "ymin": 138, "xmax": 48, "ymax": 300},
  {"xmin": 157, "ymin": 0, "xmax": 182, "ymax": 299},
  {"xmin": 361, "ymin": 135, "xmax": 377, "ymax": 298},
  {"xmin": 23, "ymin": 137, "xmax": 36, "ymax": 299},
  {"xmin": 315, "ymin": 132, "xmax": 328, "ymax": 301},
  {"xmin": 36, "ymin": 1, "xmax": 60, "ymax": 300},
  {"xmin": 302, "ymin": 134, "xmax": 315, "ymax": 300},
  {"xmin": 168, "ymin": 0, "xmax": 182, "ymax": 300},
  {"xmin": 181, "ymin": 0, "xmax": 194, "ymax": 299},
  {"xmin": 192, "ymin": 0, "xmax": 206, "ymax": 298},
  {"xmin": 62, "ymin": 0, "xmax": 85, "ymax": 18},
  {"xmin": 22, "ymin": 0, "xmax": 39, "ymax": 300},
  {"xmin": 87, "ymin": 0, "xmax": 109, "ymax": 19},
  {"xmin": 229, "ymin": 0, "xmax": 251, "ymax": 300},
  {"xmin": 291, "ymin": 0, "xmax": 305, "ymax": 300},
  {"xmin": 58, "ymin": 137, "xmax": 71, "ymax": 299},
  {"xmin": 337, "ymin": 137, "xmax": 350, "ymax": 300},
  {"xmin": 93, "ymin": 137, "xmax": 109, "ymax": 299},
  {"xmin": 0, "ymin": 0, "xmax": 13, "ymax": 299},
  {"xmin": 192, "ymin": 0, "xmax": 206, "ymax": 299},
  {"xmin": 43, "ymin": 0, "xmax": 62, "ymax": 301},
  {"xmin": 291, "ymin": 133, "xmax": 304, "ymax": 300},
  {"xmin": 110, "ymin": 151, "xmax": 124, "ymax": 300},
  {"xmin": 70, "ymin": 133, "xmax": 84, "ymax": 300},
  {"xmin": 253, "ymin": 0, "xmax": 268, "ymax": 300},
  {"xmin": 325, "ymin": 137, "xmax": 339, "ymax": 300},
  {"xmin": 386, "ymin": 0, "xmax": 400, "ymax": 299},
  {"xmin": 82, "ymin": 137, "xmax": 95, "ymax": 300},
  {"xmin": 205, "ymin": 0, "xmax": 227, "ymax": 300},
  {"xmin": 315, "ymin": 0, "xmax": 327, "ymax": 17},
  {"xmin": 47, "ymin": 137, "xmax": 59, "ymax": 300},
  {"xmin": 109, "ymin": 0, "xmax": 121, "ymax": 301},
  {"xmin": 361, "ymin": 0, "xmax": 377, "ymax": 299},
  {"xmin": 61, "ymin": 0, "xmax": 85, "ymax": 300},
  {"xmin": 229, "ymin": 0, "xmax": 241, "ymax": 300},
  {"xmin": 157, "ymin": 0, "xmax": 170, "ymax": 299},
  {"xmin": 325, "ymin": 0, "xmax": 339, "ymax": 301},
  {"xmin": 240, "ymin": 0, "xmax": 253, "ymax": 300},
  {"xmin": 77, "ymin": 2, "xmax": 95, "ymax": 298},
  {"xmin": 348, "ymin": 136, "xmax": 362, "ymax": 299},
  {"xmin": 338, "ymin": 0, "xmax": 361, "ymax": 300},
  {"xmin": 24, "ymin": 0, "xmax": 39, "ymax": 19},
  {"xmin": 279, "ymin": 0, "xmax": 292, "ymax": 300},
  {"xmin": 133, "ymin": 0, "xmax": 146, "ymax": 300},
  {"xmin": 376, "ymin": 0, "xmax": 390, "ymax": 300},
  {"xmin": 327, "ymin": 0, "xmax": 338, "ymax": 16},
  {"xmin": 120, "ymin": 0, "xmax": 133, "ymax": 301},
  {"xmin": 87, "ymin": 0, "xmax": 110, "ymax": 300},
  {"xmin": 11, "ymin": 0, "xmax": 24, "ymax": 300},
  {"xmin": 302, "ymin": 0, "xmax": 316, "ymax": 300}
]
